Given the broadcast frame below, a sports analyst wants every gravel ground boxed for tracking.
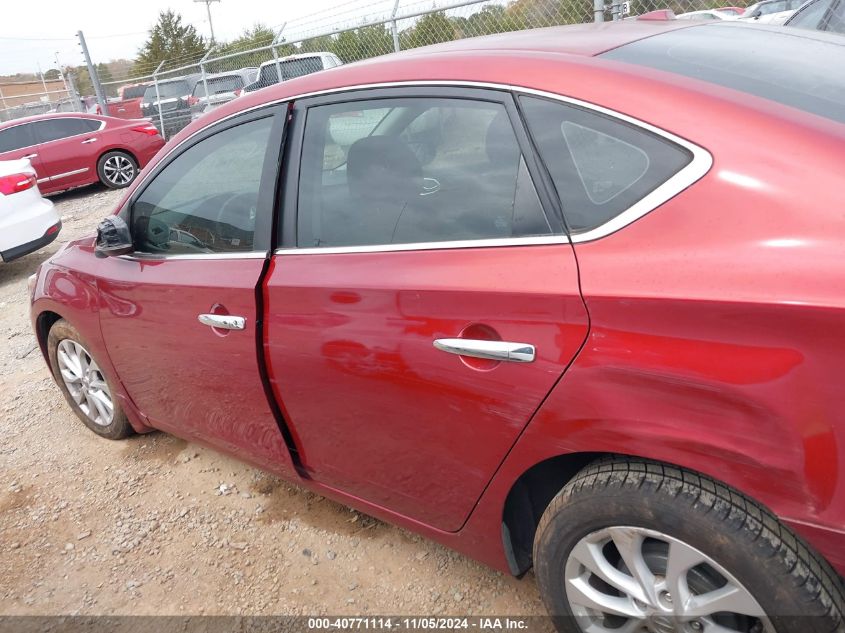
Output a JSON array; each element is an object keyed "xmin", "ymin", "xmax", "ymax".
[{"xmin": 0, "ymin": 185, "xmax": 546, "ymax": 617}]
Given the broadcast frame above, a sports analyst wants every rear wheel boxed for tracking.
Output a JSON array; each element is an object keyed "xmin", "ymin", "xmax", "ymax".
[
  {"xmin": 47, "ymin": 319, "xmax": 133, "ymax": 439},
  {"xmin": 97, "ymin": 151, "xmax": 137, "ymax": 189},
  {"xmin": 533, "ymin": 458, "xmax": 845, "ymax": 633}
]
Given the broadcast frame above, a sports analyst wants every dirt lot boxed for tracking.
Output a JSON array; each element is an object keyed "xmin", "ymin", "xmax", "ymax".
[{"xmin": 0, "ymin": 185, "xmax": 546, "ymax": 617}]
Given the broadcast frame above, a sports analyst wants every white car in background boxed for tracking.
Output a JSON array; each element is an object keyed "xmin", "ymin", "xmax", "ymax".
[
  {"xmin": 676, "ymin": 9, "xmax": 738, "ymax": 18},
  {"xmin": 738, "ymin": 0, "xmax": 805, "ymax": 22},
  {"xmin": 0, "ymin": 159, "xmax": 61, "ymax": 263}
]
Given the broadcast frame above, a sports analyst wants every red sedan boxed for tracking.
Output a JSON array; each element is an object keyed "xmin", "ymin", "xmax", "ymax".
[
  {"xmin": 28, "ymin": 20, "xmax": 845, "ymax": 631},
  {"xmin": 0, "ymin": 112, "xmax": 164, "ymax": 195}
]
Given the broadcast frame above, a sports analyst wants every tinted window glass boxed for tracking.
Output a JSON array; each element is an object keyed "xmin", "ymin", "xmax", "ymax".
[
  {"xmin": 33, "ymin": 118, "xmax": 99, "ymax": 143},
  {"xmin": 123, "ymin": 85, "xmax": 147, "ymax": 99},
  {"xmin": 520, "ymin": 96, "xmax": 692, "ymax": 233},
  {"xmin": 193, "ymin": 75, "xmax": 245, "ymax": 97},
  {"xmin": 282, "ymin": 57, "xmax": 324, "ymax": 79},
  {"xmin": 144, "ymin": 80, "xmax": 190, "ymax": 101},
  {"xmin": 297, "ymin": 97, "xmax": 554, "ymax": 248},
  {"xmin": 602, "ymin": 26, "xmax": 845, "ymax": 125},
  {"xmin": 131, "ymin": 117, "xmax": 273, "ymax": 255},
  {"xmin": 0, "ymin": 124, "xmax": 35, "ymax": 153}
]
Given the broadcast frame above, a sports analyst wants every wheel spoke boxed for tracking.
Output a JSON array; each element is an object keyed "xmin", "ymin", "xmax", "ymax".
[
  {"xmin": 570, "ymin": 536, "xmax": 649, "ymax": 603},
  {"xmin": 687, "ymin": 583, "xmax": 765, "ymax": 618},
  {"xmin": 567, "ymin": 575, "xmax": 642, "ymax": 619},
  {"xmin": 607, "ymin": 527, "xmax": 656, "ymax": 604},
  {"xmin": 89, "ymin": 390, "xmax": 113, "ymax": 423},
  {"xmin": 665, "ymin": 539, "xmax": 705, "ymax": 608}
]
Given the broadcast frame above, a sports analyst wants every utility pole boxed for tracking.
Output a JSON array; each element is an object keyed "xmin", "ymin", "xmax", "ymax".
[
  {"xmin": 77, "ymin": 30, "xmax": 109, "ymax": 115},
  {"xmin": 194, "ymin": 0, "xmax": 221, "ymax": 45}
]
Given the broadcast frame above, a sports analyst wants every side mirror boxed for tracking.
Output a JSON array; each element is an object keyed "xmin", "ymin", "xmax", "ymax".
[{"xmin": 95, "ymin": 216, "xmax": 133, "ymax": 258}]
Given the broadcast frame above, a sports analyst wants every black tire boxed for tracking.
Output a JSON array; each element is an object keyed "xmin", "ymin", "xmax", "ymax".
[
  {"xmin": 533, "ymin": 457, "xmax": 845, "ymax": 633},
  {"xmin": 96, "ymin": 150, "xmax": 138, "ymax": 189},
  {"xmin": 47, "ymin": 319, "xmax": 133, "ymax": 440}
]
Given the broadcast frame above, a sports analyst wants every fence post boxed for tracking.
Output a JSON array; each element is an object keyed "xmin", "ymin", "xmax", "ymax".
[
  {"xmin": 594, "ymin": 0, "xmax": 605, "ymax": 21},
  {"xmin": 152, "ymin": 60, "xmax": 167, "ymax": 140},
  {"xmin": 77, "ymin": 30, "xmax": 109, "ymax": 116},
  {"xmin": 391, "ymin": 0, "xmax": 402, "ymax": 53},
  {"xmin": 66, "ymin": 72, "xmax": 83, "ymax": 112},
  {"xmin": 272, "ymin": 22, "xmax": 287, "ymax": 84},
  {"xmin": 199, "ymin": 48, "xmax": 215, "ymax": 106},
  {"xmin": 611, "ymin": 0, "xmax": 621, "ymax": 20}
]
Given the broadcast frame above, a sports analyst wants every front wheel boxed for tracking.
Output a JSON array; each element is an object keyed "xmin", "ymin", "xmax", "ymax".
[
  {"xmin": 97, "ymin": 151, "xmax": 137, "ymax": 189},
  {"xmin": 47, "ymin": 319, "xmax": 133, "ymax": 440},
  {"xmin": 533, "ymin": 458, "xmax": 845, "ymax": 633}
]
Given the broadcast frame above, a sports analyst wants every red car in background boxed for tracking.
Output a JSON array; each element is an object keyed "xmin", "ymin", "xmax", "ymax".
[
  {"xmin": 107, "ymin": 83, "xmax": 150, "ymax": 120},
  {"xmin": 0, "ymin": 113, "xmax": 164, "ymax": 194},
  {"xmin": 28, "ymin": 21, "xmax": 845, "ymax": 632}
]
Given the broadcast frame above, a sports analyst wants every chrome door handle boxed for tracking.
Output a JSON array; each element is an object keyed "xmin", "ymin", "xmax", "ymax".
[
  {"xmin": 81, "ymin": 137, "xmax": 98, "ymax": 144},
  {"xmin": 198, "ymin": 314, "xmax": 246, "ymax": 330},
  {"xmin": 23, "ymin": 153, "xmax": 37, "ymax": 159},
  {"xmin": 433, "ymin": 338, "xmax": 535, "ymax": 363}
]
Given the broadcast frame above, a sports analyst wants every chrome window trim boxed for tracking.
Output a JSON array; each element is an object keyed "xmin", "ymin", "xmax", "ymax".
[
  {"xmin": 118, "ymin": 251, "xmax": 267, "ymax": 262},
  {"xmin": 140, "ymin": 79, "xmax": 713, "ymax": 252},
  {"xmin": 275, "ymin": 235, "xmax": 570, "ymax": 256}
]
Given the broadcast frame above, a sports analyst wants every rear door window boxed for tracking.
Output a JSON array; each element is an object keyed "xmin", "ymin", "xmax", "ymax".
[
  {"xmin": 519, "ymin": 96, "xmax": 692, "ymax": 234},
  {"xmin": 32, "ymin": 118, "xmax": 99, "ymax": 143},
  {"xmin": 0, "ymin": 124, "xmax": 36, "ymax": 153},
  {"xmin": 296, "ymin": 96, "xmax": 555, "ymax": 248}
]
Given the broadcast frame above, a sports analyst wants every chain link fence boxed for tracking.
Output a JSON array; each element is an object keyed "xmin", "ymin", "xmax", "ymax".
[
  {"xmin": 0, "ymin": 76, "xmax": 84, "ymax": 123},
  {"xmin": 4, "ymin": 0, "xmax": 736, "ymax": 132}
]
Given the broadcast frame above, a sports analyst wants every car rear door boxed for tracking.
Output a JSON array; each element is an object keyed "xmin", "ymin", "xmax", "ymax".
[
  {"xmin": 93, "ymin": 105, "xmax": 295, "ymax": 476},
  {"xmin": 31, "ymin": 117, "xmax": 103, "ymax": 191},
  {"xmin": 264, "ymin": 87, "xmax": 589, "ymax": 532},
  {"xmin": 0, "ymin": 123, "xmax": 47, "ymax": 181}
]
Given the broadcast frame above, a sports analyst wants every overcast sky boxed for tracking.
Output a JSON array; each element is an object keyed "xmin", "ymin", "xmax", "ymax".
[{"xmin": 0, "ymin": 0, "xmax": 407, "ymax": 76}]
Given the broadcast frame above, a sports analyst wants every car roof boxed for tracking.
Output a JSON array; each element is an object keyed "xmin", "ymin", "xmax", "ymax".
[
  {"xmin": 0, "ymin": 112, "xmax": 104, "ymax": 130},
  {"xmin": 258, "ymin": 51, "xmax": 336, "ymax": 68}
]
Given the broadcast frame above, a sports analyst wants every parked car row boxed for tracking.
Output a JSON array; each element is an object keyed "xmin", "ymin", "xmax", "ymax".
[
  {"xmin": 137, "ymin": 52, "xmax": 342, "ymax": 137},
  {"xmin": 676, "ymin": 0, "xmax": 842, "ymax": 25}
]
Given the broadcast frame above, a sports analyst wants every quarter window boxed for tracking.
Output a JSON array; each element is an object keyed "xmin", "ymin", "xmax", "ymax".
[
  {"xmin": 297, "ymin": 97, "xmax": 554, "ymax": 248},
  {"xmin": 519, "ymin": 96, "xmax": 693, "ymax": 233},
  {"xmin": 131, "ymin": 116, "xmax": 273, "ymax": 255}
]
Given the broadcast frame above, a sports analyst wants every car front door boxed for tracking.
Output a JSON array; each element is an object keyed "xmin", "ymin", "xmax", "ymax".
[
  {"xmin": 31, "ymin": 117, "xmax": 102, "ymax": 192},
  {"xmin": 0, "ymin": 123, "xmax": 47, "ymax": 180},
  {"xmin": 264, "ymin": 87, "xmax": 590, "ymax": 532},
  {"xmin": 94, "ymin": 106, "xmax": 296, "ymax": 476}
]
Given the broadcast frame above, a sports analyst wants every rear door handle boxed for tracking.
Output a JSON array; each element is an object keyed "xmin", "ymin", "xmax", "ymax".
[
  {"xmin": 81, "ymin": 137, "xmax": 98, "ymax": 144},
  {"xmin": 433, "ymin": 338, "xmax": 535, "ymax": 363},
  {"xmin": 23, "ymin": 153, "xmax": 37, "ymax": 159},
  {"xmin": 198, "ymin": 314, "xmax": 246, "ymax": 330}
]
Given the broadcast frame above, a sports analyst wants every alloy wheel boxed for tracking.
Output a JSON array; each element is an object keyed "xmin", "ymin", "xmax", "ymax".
[
  {"xmin": 564, "ymin": 526, "xmax": 772, "ymax": 633},
  {"xmin": 102, "ymin": 155, "xmax": 135, "ymax": 186},
  {"xmin": 56, "ymin": 339, "xmax": 114, "ymax": 427}
]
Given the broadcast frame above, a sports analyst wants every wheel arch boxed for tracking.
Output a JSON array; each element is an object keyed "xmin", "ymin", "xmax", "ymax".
[{"xmin": 34, "ymin": 309, "xmax": 64, "ymax": 373}]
